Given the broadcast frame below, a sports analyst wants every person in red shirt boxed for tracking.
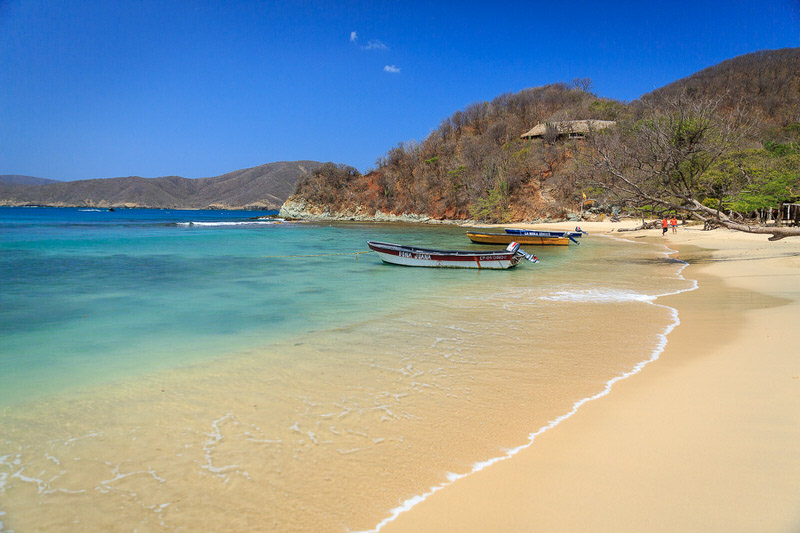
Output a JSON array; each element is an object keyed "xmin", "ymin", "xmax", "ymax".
[
  {"xmin": 662, "ymin": 217, "xmax": 668, "ymax": 236},
  {"xmin": 670, "ymin": 216, "xmax": 678, "ymax": 233}
]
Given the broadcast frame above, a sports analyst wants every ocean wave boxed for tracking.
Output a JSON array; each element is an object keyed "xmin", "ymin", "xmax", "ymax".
[
  {"xmin": 539, "ymin": 288, "xmax": 656, "ymax": 303},
  {"xmin": 175, "ymin": 219, "xmax": 284, "ymax": 227}
]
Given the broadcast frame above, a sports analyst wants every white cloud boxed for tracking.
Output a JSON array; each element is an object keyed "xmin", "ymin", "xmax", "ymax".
[
  {"xmin": 350, "ymin": 31, "xmax": 388, "ymax": 50},
  {"xmin": 383, "ymin": 65, "xmax": 401, "ymax": 73},
  {"xmin": 364, "ymin": 39, "xmax": 388, "ymax": 51}
]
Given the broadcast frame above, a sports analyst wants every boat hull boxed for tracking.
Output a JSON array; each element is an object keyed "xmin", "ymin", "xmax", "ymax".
[
  {"xmin": 367, "ymin": 241, "xmax": 522, "ymax": 269},
  {"xmin": 466, "ymin": 232, "xmax": 570, "ymax": 246}
]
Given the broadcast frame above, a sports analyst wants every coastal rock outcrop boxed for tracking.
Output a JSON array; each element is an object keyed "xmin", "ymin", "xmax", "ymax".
[{"xmin": 279, "ymin": 196, "xmax": 466, "ymax": 224}]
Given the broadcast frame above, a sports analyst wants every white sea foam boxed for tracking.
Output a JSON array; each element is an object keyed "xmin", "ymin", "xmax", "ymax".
[
  {"xmin": 176, "ymin": 220, "xmax": 283, "ymax": 227},
  {"xmin": 539, "ymin": 288, "xmax": 656, "ymax": 303},
  {"xmin": 337, "ymin": 447, "xmax": 366, "ymax": 455},
  {"xmin": 98, "ymin": 465, "xmax": 166, "ymax": 488},
  {"xmin": 45, "ymin": 453, "xmax": 61, "ymax": 465},
  {"xmin": 61, "ymin": 431, "xmax": 104, "ymax": 446},
  {"xmin": 9, "ymin": 468, "xmax": 43, "ymax": 492},
  {"xmin": 245, "ymin": 437, "xmax": 282, "ymax": 444},
  {"xmin": 356, "ymin": 249, "xmax": 697, "ymax": 533},
  {"xmin": 0, "ymin": 454, "xmax": 12, "ymax": 491},
  {"xmin": 200, "ymin": 414, "xmax": 247, "ymax": 481}
]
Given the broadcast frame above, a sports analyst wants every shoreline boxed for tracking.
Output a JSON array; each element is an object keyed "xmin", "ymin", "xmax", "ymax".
[
  {"xmin": 3, "ymin": 217, "xmax": 798, "ymax": 531},
  {"xmin": 0, "ymin": 218, "xmax": 682, "ymax": 532},
  {"xmin": 358, "ymin": 235, "xmax": 695, "ymax": 533},
  {"xmin": 378, "ymin": 222, "xmax": 800, "ymax": 532}
]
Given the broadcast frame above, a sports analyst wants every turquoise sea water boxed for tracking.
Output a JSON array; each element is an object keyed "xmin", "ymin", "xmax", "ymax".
[
  {"xmin": 0, "ymin": 207, "xmax": 696, "ymax": 532},
  {"xmin": 0, "ymin": 207, "xmax": 509, "ymax": 404}
]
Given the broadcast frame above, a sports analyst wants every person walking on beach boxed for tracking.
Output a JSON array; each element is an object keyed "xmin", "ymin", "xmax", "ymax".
[
  {"xmin": 670, "ymin": 216, "xmax": 678, "ymax": 234},
  {"xmin": 662, "ymin": 217, "xmax": 668, "ymax": 236}
]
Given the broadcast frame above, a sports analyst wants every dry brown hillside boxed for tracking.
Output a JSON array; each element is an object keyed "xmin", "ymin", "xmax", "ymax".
[
  {"xmin": 289, "ymin": 82, "xmax": 623, "ymax": 222},
  {"xmin": 287, "ymin": 48, "xmax": 800, "ymax": 223},
  {"xmin": 0, "ymin": 161, "xmax": 323, "ymax": 209}
]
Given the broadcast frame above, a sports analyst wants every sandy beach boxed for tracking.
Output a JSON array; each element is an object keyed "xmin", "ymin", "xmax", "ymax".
[
  {"xmin": 3, "ymin": 216, "xmax": 798, "ymax": 532},
  {"xmin": 382, "ymin": 220, "xmax": 800, "ymax": 532}
]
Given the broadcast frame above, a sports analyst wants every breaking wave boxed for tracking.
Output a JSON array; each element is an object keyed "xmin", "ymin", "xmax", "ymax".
[
  {"xmin": 175, "ymin": 219, "xmax": 284, "ymax": 227},
  {"xmin": 539, "ymin": 288, "xmax": 657, "ymax": 303}
]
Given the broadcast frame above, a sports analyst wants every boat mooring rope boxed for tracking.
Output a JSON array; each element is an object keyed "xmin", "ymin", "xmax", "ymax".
[{"xmin": 262, "ymin": 251, "xmax": 373, "ymax": 260}]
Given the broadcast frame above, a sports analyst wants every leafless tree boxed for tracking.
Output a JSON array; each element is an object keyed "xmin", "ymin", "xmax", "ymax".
[
  {"xmin": 589, "ymin": 94, "xmax": 800, "ymax": 240},
  {"xmin": 572, "ymin": 77, "xmax": 594, "ymax": 94}
]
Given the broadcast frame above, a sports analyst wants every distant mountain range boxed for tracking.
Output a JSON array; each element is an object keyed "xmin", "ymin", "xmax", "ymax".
[
  {"xmin": 0, "ymin": 161, "xmax": 323, "ymax": 210},
  {"xmin": 0, "ymin": 175, "xmax": 62, "ymax": 186}
]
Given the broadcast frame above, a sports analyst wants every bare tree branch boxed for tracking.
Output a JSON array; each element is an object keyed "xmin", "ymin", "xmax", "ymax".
[{"xmin": 587, "ymin": 92, "xmax": 800, "ymax": 240}]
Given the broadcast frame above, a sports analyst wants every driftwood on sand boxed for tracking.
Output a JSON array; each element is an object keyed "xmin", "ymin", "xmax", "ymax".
[{"xmin": 617, "ymin": 220, "xmax": 661, "ymax": 232}]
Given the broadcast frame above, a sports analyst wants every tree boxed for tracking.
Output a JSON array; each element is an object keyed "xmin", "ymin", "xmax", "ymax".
[
  {"xmin": 588, "ymin": 94, "xmax": 800, "ymax": 240},
  {"xmin": 706, "ymin": 148, "xmax": 800, "ymax": 223},
  {"xmin": 571, "ymin": 77, "xmax": 594, "ymax": 94}
]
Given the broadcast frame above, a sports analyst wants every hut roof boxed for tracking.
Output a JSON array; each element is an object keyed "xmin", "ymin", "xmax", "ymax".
[{"xmin": 521, "ymin": 119, "xmax": 616, "ymax": 138}]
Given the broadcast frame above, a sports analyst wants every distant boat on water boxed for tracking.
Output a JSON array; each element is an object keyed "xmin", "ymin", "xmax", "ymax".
[
  {"xmin": 366, "ymin": 241, "xmax": 538, "ymax": 269},
  {"xmin": 466, "ymin": 231, "xmax": 572, "ymax": 246}
]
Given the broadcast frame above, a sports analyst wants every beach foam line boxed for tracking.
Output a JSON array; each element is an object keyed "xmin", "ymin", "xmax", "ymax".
[
  {"xmin": 0, "ymin": 456, "xmax": 11, "ymax": 492},
  {"xmin": 539, "ymin": 288, "xmax": 657, "ymax": 303},
  {"xmin": 355, "ymin": 245, "xmax": 697, "ymax": 533},
  {"xmin": 0, "ymin": 454, "xmax": 15, "ymax": 531}
]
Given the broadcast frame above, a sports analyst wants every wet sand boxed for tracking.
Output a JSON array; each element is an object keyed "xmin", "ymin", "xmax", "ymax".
[{"xmin": 381, "ymin": 221, "xmax": 800, "ymax": 532}]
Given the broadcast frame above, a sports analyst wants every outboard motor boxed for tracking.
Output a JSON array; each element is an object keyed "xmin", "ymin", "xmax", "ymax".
[
  {"xmin": 518, "ymin": 249, "xmax": 539, "ymax": 263},
  {"xmin": 507, "ymin": 242, "xmax": 538, "ymax": 263}
]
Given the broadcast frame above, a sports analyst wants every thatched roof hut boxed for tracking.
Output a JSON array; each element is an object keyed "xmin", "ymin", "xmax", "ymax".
[{"xmin": 521, "ymin": 119, "xmax": 616, "ymax": 139}]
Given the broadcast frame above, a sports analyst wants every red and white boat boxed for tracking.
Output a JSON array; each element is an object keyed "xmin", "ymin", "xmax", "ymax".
[{"xmin": 366, "ymin": 241, "xmax": 538, "ymax": 269}]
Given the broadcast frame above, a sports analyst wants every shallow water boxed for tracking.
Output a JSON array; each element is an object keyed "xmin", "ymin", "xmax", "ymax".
[{"xmin": 0, "ymin": 208, "xmax": 694, "ymax": 532}]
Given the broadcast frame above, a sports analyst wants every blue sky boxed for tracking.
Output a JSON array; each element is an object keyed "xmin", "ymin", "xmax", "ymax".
[{"xmin": 1, "ymin": 0, "xmax": 798, "ymax": 180}]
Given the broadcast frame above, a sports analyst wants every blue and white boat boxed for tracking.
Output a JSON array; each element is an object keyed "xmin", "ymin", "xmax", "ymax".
[
  {"xmin": 504, "ymin": 226, "xmax": 587, "ymax": 243},
  {"xmin": 367, "ymin": 241, "xmax": 538, "ymax": 269}
]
